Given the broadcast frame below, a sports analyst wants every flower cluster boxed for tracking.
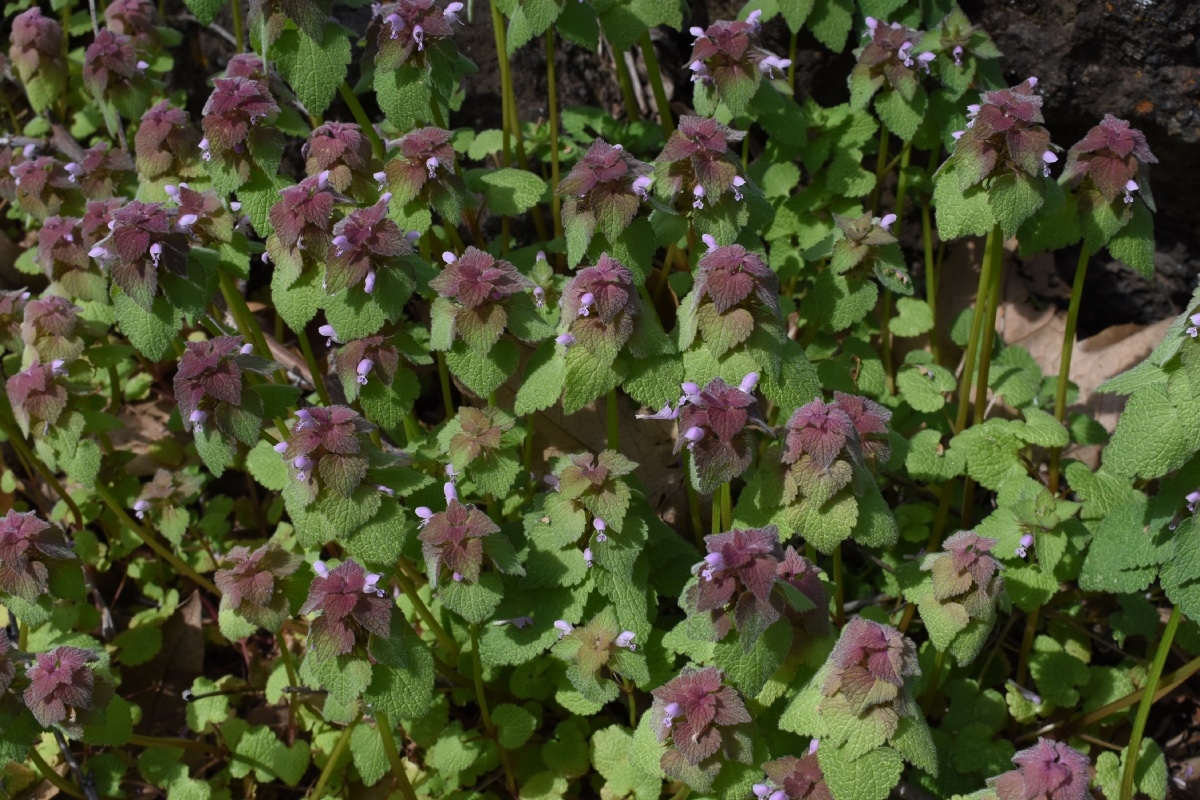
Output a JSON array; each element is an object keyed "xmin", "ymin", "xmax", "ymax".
[
  {"xmin": 268, "ymin": 172, "xmax": 337, "ymax": 268},
  {"xmin": 200, "ymin": 76, "xmax": 281, "ymax": 175},
  {"xmin": 327, "ymin": 196, "xmax": 415, "ymax": 294},
  {"xmin": 135, "ymin": 101, "xmax": 202, "ymax": 179},
  {"xmin": 915, "ymin": 531, "xmax": 1005, "ymax": 663},
  {"xmin": 781, "ymin": 393, "xmax": 892, "ymax": 505},
  {"xmin": 174, "ymin": 336, "xmax": 274, "ymax": 440},
  {"xmin": 652, "ymin": 666, "xmax": 752, "ymax": 786},
  {"xmin": 951, "ymin": 78, "xmax": 1055, "ymax": 188},
  {"xmin": 654, "ymin": 116, "xmax": 748, "ymax": 215},
  {"xmin": 299, "ymin": 559, "xmax": 391, "ymax": 659},
  {"xmin": 131, "ymin": 468, "xmax": 203, "ymax": 526},
  {"xmin": 554, "ymin": 449, "xmax": 638, "ymax": 529},
  {"xmin": 70, "ymin": 141, "xmax": 135, "ymax": 200},
  {"xmin": 82, "ymin": 29, "xmax": 151, "ymax": 116},
  {"xmin": 215, "ymin": 544, "xmax": 302, "ymax": 631},
  {"xmin": 23, "ymin": 646, "xmax": 99, "ymax": 735},
  {"xmin": 557, "ymin": 139, "xmax": 651, "ymax": 248},
  {"xmin": 21, "ymin": 294, "xmax": 84, "ymax": 364},
  {"xmin": 0, "ymin": 510, "xmax": 76, "ymax": 603},
  {"xmin": 279, "ymin": 406, "xmax": 377, "ymax": 501},
  {"xmin": 383, "ymin": 127, "xmax": 458, "ymax": 206},
  {"xmin": 5, "ymin": 359, "xmax": 71, "ymax": 436},
  {"xmin": 89, "ymin": 199, "xmax": 190, "ymax": 311},
  {"xmin": 988, "ymin": 739, "xmax": 1093, "ymax": 800},
  {"xmin": 104, "ymin": 0, "xmax": 166, "ymax": 54},
  {"xmin": 445, "ymin": 406, "xmax": 514, "ymax": 467},
  {"xmin": 370, "ymin": 0, "xmax": 461, "ymax": 70},
  {"xmin": 680, "ymin": 240, "xmax": 780, "ymax": 355},
  {"xmin": 168, "ymin": 183, "xmax": 234, "ymax": 248},
  {"xmin": 687, "ymin": 526, "xmax": 828, "ymax": 647},
  {"xmin": 0, "ymin": 631, "xmax": 14, "ymax": 696},
  {"xmin": 305, "ymin": 122, "xmax": 380, "ymax": 197},
  {"xmin": 830, "ymin": 212, "xmax": 910, "ymax": 292},
  {"xmin": 0, "ymin": 290, "xmax": 31, "ymax": 352},
  {"xmin": 332, "ymin": 334, "xmax": 401, "ymax": 397},
  {"xmin": 758, "ymin": 753, "xmax": 833, "ymax": 800},
  {"xmin": 7, "ymin": 8, "xmax": 67, "ymax": 113},
  {"xmin": 558, "ymin": 255, "xmax": 640, "ymax": 360},
  {"xmin": 9, "ymin": 156, "xmax": 77, "ymax": 220},
  {"xmin": 819, "ymin": 618, "xmax": 919, "ymax": 739},
  {"xmin": 1060, "ymin": 114, "xmax": 1157, "ymax": 210},
  {"xmin": 429, "ymin": 248, "xmax": 533, "ymax": 353},
  {"xmin": 850, "ymin": 17, "xmax": 935, "ymax": 108},
  {"xmin": 688, "ymin": 14, "xmax": 791, "ymax": 109},
  {"xmin": 924, "ymin": 6, "xmax": 1002, "ymax": 87},
  {"xmin": 551, "ymin": 608, "xmax": 643, "ymax": 704},
  {"xmin": 418, "ymin": 495, "xmax": 502, "ymax": 585},
  {"xmin": 672, "ymin": 376, "xmax": 769, "ymax": 494}
]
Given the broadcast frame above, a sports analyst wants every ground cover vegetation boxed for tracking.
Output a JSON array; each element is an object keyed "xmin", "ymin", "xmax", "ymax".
[{"xmin": 0, "ymin": 0, "xmax": 1196, "ymax": 798}]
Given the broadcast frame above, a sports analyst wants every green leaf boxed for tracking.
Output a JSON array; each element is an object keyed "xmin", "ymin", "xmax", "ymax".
[
  {"xmin": 274, "ymin": 23, "xmax": 351, "ymax": 116},
  {"xmin": 1095, "ymin": 739, "xmax": 1168, "ymax": 800},
  {"xmin": 819, "ymin": 743, "xmax": 903, "ymax": 800},
  {"xmin": 1105, "ymin": 380, "xmax": 1200, "ymax": 479},
  {"xmin": 712, "ymin": 620, "xmax": 792, "ymax": 698},
  {"xmin": 987, "ymin": 171, "xmax": 1045, "ymax": 237},
  {"xmin": 874, "ymin": 85, "xmax": 926, "ymax": 141},
  {"xmin": 81, "ymin": 696, "xmax": 133, "ymax": 746},
  {"xmin": 806, "ymin": 0, "xmax": 854, "ymax": 51},
  {"xmin": 934, "ymin": 160, "xmax": 995, "ymax": 240},
  {"xmin": 439, "ymin": 572, "xmax": 504, "ymax": 624},
  {"xmin": 229, "ymin": 723, "xmax": 312, "ymax": 786},
  {"xmin": 473, "ymin": 168, "xmax": 548, "ymax": 216},
  {"xmin": 493, "ymin": 703, "xmax": 538, "ymax": 748},
  {"xmin": 300, "ymin": 652, "xmax": 373, "ymax": 705},
  {"xmin": 181, "ymin": 0, "xmax": 222, "ymax": 23},
  {"xmin": 364, "ymin": 616, "xmax": 435, "ymax": 719},
  {"xmin": 515, "ymin": 342, "xmax": 565, "ymax": 415},
  {"xmin": 949, "ymin": 420, "xmax": 1026, "ymax": 491},
  {"xmin": 350, "ymin": 723, "xmax": 389, "ymax": 786},
  {"xmin": 1016, "ymin": 408, "xmax": 1069, "ymax": 448},
  {"xmin": 445, "ymin": 339, "xmax": 519, "ymax": 399},
  {"xmin": 562, "ymin": 346, "xmax": 626, "ymax": 415},
  {"xmin": 375, "ymin": 64, "xmax": 432, "ymax": 131},
  {"xmin": 247, "ymin": 439, "xmax": 289, "ymax": 490},
  {"xmin": 113, "ymin": 289, "xmax": 183, "ymax": 360},
  {"xmin": 1107, "ymin": 200, "xmax": 1156, "ymax": 278},
  {"xmin": 896, "ymin": 363, "xmax": 955, "ymax": 413},
  {"xmin": 1161, "ymin": 515, "xmax": 1200, "ymax": 620},
  {"xmin": 194, "ymin": 426, "xmax": 236, "ymax": 478},
  {"xmin": 889, "ymin": 297, "xmax": 934, "ymax": 337},
  {"xmin": 808, "ymin": 271, "xmax": 878, "ymax": 332},
  {"xmin": 1028, "ymin": 635, "xmax": 1089, "ymax": 707},
  {"xmin": 592, "ymin": 724, "xmax": 661, "ymax": 800},
  {"xmin": 186, "ymin": 677, "xmax": 231, "ymax": 733},
  {"xmin": 113, "ymin": 624, "xmax": 163, "ymax": 666}
]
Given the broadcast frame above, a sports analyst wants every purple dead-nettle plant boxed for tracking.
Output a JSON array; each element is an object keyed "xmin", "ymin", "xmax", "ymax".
[
  {"xmin": 0, "ymin": 509, "xmax": 76, "ymax": 603},
  {"xmin": 1060, "ymin": 114, "xmax": 1158, "ymax": 211},
  {"xmin": 382, "ymin": 127, "xmax": 460, "ymax": 209},
  {"xmin": 224, "ymin": 52, "xmax": 270, "ymax": 86},
  {"xmin": 23, "ymin": 646, "xmax": 102, "ymax": 736},
  {"xmin": 36, "ymin": 217, "xmax": 98, "ymax": 298},
  {"xmin": 9, "ymin": 156, "xmax": 78, "ymax": 220},
  {"xmin": 305, "ymin": 122, "xmax": 380, "ymax": 197},
  {"xmin": 5, "ymin": 359, "xmax": 71, "ymax": 436},
  {"xmin": 0, "ymin": 631, "xmax": 14, "ymax": 696},
  {"xmin": 680, "ymin": 241, "xmax": 780, "ymax": 356},
  {"xmin": 0, "ymin": 290, "xmax": 31, "ymax": 353},
  {"xmin": 688, "ymin": 16, "xmax": 791, "ymax": 104},
  {"xmin": 89, "ymin": 200, "xmax": 189, "ymax": 311},
  {"xmin": 557, "ymin": 139, "xmax": 651, "ymax": 250},
  {"xmin": 850, "ymin": 18, "xmax": 935, "ymax": 109},
  {"xmin": 7, "ymin": 8, "xmax": 67, "ymax": 113},
  {"xmin": 987, "ymin": 739, "xmax": 1094, "ymax": 800},
  {"xmin": 369, "ymin": 0, "xmax": 459, "ymax": 70},
  {"xmin": 299, "ymin": 559, "xmax": 391, "ymax": 660},
  {"xmin": 445, "ymin": 406, "xmax": 514, "ymax": 467},
  {"xmin": 687, "ymin": 526, "xmax": 827, "ymax": 647},
  {"xmin": 170, "ymin": 183, "xmax": 235, "ymax": 247},
  {"xmin": 135, "ymin": 101, "xmax": 202, "ymax": 179},
  {"xmin": 281, "ymin": 405, "xmax": 378, "ymax": 501},
  {"xmin": 675, "ymin": 377, "xmax": 770, "ymax": 494},
  {"xmin": 418, "ymin": 498, "xmax": 503, "ymax": 586},
  {"xmin": 831, "ymin": 391, "xmax": 892, "ymax": 467},
  {"xmin": 200, "ymin": 76, "xmax": 281, "ymax": 176},
  {"xmin": 21, "ymin": 294, "xmax": 84, "ymax": 364},
  {"xmin": 104, "ymin": 0, "xmax": 166, "ymax": 55},
  {"xmin": 268, "ymin": 172, "xmax": 338, "ymax": 267},
  {"xmin": 551, "ymin": 608, "xmax": 647, "ymax": 704},
  {"xmin": 326, "ymin": 195, "xmax": 416, "ymax": 295},
  {"xmin": 654, "ymin": 116, "xmax": 748, "ymax": 215},
  {"xmin": 81, "ymin": 198, "xmax": 126, "ymax": 246},
  {"xmin": 131, "ymin": 468, "xmax": 203, "ymax": 526},
  {"xmin": 332, "ymin": 334, "xmax": 401, "ymax": 397},
  {"xmin": 651, "ymin": 665, "xmax": 754, "ymax": 788},
  {"xmin": 558, "ymin": 254, "xmax": 641, "ymax": 361},
  {"xmin": 429, "ymin": 247, "xmax": 534, "ymax": 353},
  {"xmin": 780, "ymin": 395, "xmax": 878, "ymax": 505},
  {"xmin": 830, "ymin": 212, "xmax": 911, "ymax": 292},
  {"xmin": 759, "ymin": 753, "xmax": 834, "ymax": 800},
  {"xmin": 914, "ymin": 531, "xmax": 1006, "ymax": 663},
  {"xmin": 215, "ymin": 544, "xmax": 303, "ymax": 631},
  {"xmin": 174, "ymin": 335, "xmax": 276, "ymax": 442},
  {"xmin": 82, "ymin": 29, "xmax": 151, "ymax": 115},
  {"xmin": 950, "ymin": 78, "xmax": 1056, "ymax": 187},
  {"xmin": 820, "ymin": 618, "xmax": 920, "ymax": 736},
  {"xmin": 70, "ymin": 141, "xmax": 135, "ymax": 200},
  {"xmin": 555, "ymin": 449, "xmax": 638, "ymax": 529}
]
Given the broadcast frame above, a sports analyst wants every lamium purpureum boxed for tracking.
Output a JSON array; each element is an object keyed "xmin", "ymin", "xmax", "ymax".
[
  {"xmin": 674, "ymin": 376, "xmax": 770, "ymax": 494},
  {"xmin": 0, "ymin": 509, "xmax": 76, "ymax": 603},
  {"xmin": 298, "ymin": 558, "xmax": 390, "ymax": 659},
  {"xmin": 650, "ymin": 665, "xmax": 753, "ymax": 790}
]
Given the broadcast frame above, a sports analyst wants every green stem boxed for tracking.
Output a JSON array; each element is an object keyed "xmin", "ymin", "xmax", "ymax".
[
  {"xmin": 922, "ymin": 200, "xmax": 940, "ymax": 365},
  {"xmin": 217, "ymin": 271, "xmax": 273, "ymax": 371},
  {"xmin": 471, "ymin": 625, "xmax": 516, "ymax": 795},
  {"xmin": 436, "ymin": 352, "xmax": 455, "ymax": 421},
  {"xmin": 128, "ymin": 733, "xmax": 221, "ymax": 753},
  {"xmin": 1049, "ymin": 246, "xmax": 1090, "ymax": 493},
  {"xmin": 612, "ymin": 46, "xmax": 642, "ymax": 121},
  {"xmin": 297, "ymin": 329, "xmax": 332, "ymax": 406},
  {"xmin": 972, "ymin": 229, "xmax": 1005, "ymax": 427},
  {"xmin": 489, "ymin": 1, "xmax": 512, "ymax": 167},
  {"xmin": 278, "ymin": 637, "xmax": 300, "ymax": 735},
  {"xmin": 638, "ymin": 31, "xmax": 673, "ymax": 137},
  {"xmin": 393, "ymin": 565, "xmax": 460, "ymax": 659},
  {"xmin": 953, "ymin": 224, "xmax": 1000, "ymax": 435},
  {"xmin": 546, "ymin": 30, "xmax": 563, "ymax": 242},
  {"xmin": 898, "ymin": 481, "xmax": 954, "ymax": 633},
  {"xmin": 28, "ymin": 749, "xmax": 85, "ymax": 800},
  {"xmin": 606, "ymin": 388, "xmax": 619, "ymax": 452},
  {"xmin": 338, "ymin": 83, "xmax": 385, "ymax": 160},
  {"xmin": 1120, "ymin": 606, "xmax": 1182, "ymax": 800},
  {"xmin": 107, "ymin": 365, "xmax": 122, "ymax": 412},
  {"xmin": 685, "ymin": 458, "xmax": 704, "ymax": 549},
  {"xmin": 832, "ymin": 544, "xmax": 844, "ymax": 627},
  {"xmin": 375, "ymin": 713, "xmax": 419, "ymax": 800},
  {"xmin": 880, "ymin": 288, "xmax": 894, "ymax": 395},
  {"xmin": 623, "ymin": 678, "xmax": 638, "ymax": 728},
  {"xmin": 711, "ymin": 493, "xmax": 721, "ymax": 535},
  {"xmin": 920, "ymin": 648, "xmax": 949, "ymax": 714},
  {"xmin": 230, "ymin": 0, "xmax": 244, "ymax": 52},
  {"xmin": 869, "ymin": 129, "xmax": 890, "ymax": 215},
  {"xmin": 428, "ymin": 95, "xmax": 447, "ymax": 129},
  {"xmin": 719, "ymin": 482, "xmax": 731, "ymax": 530},
  {"xmin": 0, "ymin": 414, "xmax": 83, "ymax": 529},
  {"xmin": 787, "ymin": 32, "xmax": 797, "ymax": 90},
  {"xmin": 310, "ymin": 721, "xmax": 356, "ymax": 799},
  {"xmin": 1015, "ymin": 606, "xmax": 1040, "ymax": 686},
  {"xmin": 893, "ymin": 140, "xmax": 913, "ymax": 221},
  {"xmin": 94, "ymin": 484, "xmax": 220, "ymax": 595}
]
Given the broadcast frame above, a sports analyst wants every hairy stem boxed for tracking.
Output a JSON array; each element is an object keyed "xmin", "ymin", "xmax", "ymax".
[
  {"xmin": 953, "ymin": 224, "xmax": 1000, "ymax": 435},
  {"xmin": 94, "ymin": 484, "xmax": 220, "ymax": 595},
  {"xmin": 393, "ymin": 569, "xmax": 460, "ymax": 659},
  {"xmin": 490, "ymin": 1, "xmax": 512, "ymax": 167},
  {"xmin": 880, "ymin": 288, "xmax": 894, "ymax": 395},
  {"xmin": 436, "ymin": 352, "xmax": 455, "ymax": 421},
  {"xmin": 375, "ymin": 713, "xmax": 419, "ymax": 800},
  {"xmin": 869, "ymin": 129, "xmax": 889, "ymax": 215},
  {"xmin": 310, "ymin": 721, "xmax": 356, "ymax": 799},
  {"xmin": 962, "ymin": 227, "xmax": 1005, "ymax": 527},
  {"xmin": 719, "ymin": 481, "xmax": 732, "ymax": 530},
  {"xmin": 471, "ymin": 625, "xmax": 516, "ymax": 795},
  {"xmin": 612, "ymin": 45, "xmax": 642, "ymax": 121},
  {"xmin": 28, "ymin": 748, "xmax": 85, "ymax": 800},
  {"xmin": 296, "ymin": 328, "xmax": 333, "ymax": 406},
  {"xmin": 920, "ymin": 648, "xmax": 949, "ymax": 714},
  {"xmin": 922, "ymin": 200, "xmax": 939, "ymax": 365},
  {"xmin": 832, "ymin": 543, "xmax": 845, "ymax": 627},
  {"xmin": 638, "ymin": 31, "xmax": 674, "ymax": 137},
  {"xmin": 0, "ymin": 413, "xmax": 83, "ymax": 529},
  {"xmin": 230, "ymin": 0, "xmax": 244, "ymax": 52},
  {"xmin": 685, "ymin": 458, "xmax": 704, "ymax": 549},
  {"xmin": 127, "ymin": 733, "xmax": 222, "ymax": 753},
  {"xmin": 339, "ymin": 83, "xmax": 385, "ymax": 159},
  {"xmin": 1015, "ymin": 606, "xmax": 1040, "ymax": 686},
  {"xmin": 1049, "ymin": 245, "xmax": 1090, "ymax": 493},
  {"xmin": 898, "ymin": 481, "xmax": 954, "ymax": 633},
  {"xmin": 1120, "ymin": 605, "xmax": 1182, "ymax": 800}
]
